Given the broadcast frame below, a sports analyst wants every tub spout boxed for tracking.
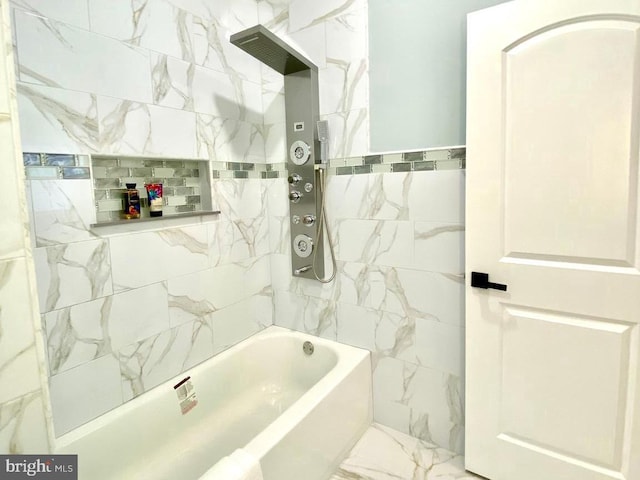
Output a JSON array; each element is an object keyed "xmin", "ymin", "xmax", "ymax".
[{"xmin": 294, "ymin": 265, "xmax": 312, "ymax": 275}]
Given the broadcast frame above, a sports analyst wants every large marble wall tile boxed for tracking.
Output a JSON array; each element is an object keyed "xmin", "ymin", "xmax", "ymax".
[
  {"xmin": 264, "ymin": 122, "xmax": 286, "ymax": 163},
  {"xmin": 256, "ymin": 0, "xmax": 289, "ymax": 34},
  {"xmin": 415, "ymin": 319, "xmax": 464, "ymax": 377},
  {"xmin": 196, "ymin": 113, "xmax": 265, "ymax": 163},
  {"xmin": 191, "ymin": 3, "xmax": 260, "ymax": 78},
  {"xmin": 118, "ymin": 318, "xmax": 214, "ymax": 401},
  {"xmin": 323, "ymin": 172, "xmax": 370, "ymax": 220},
  {"xmin": 10, "ymin": 0, "xmax": 90, "ymax": 29},
  {"xmin": 337, "ymin": 263, "xmax": 464, "ymax": 328},
  {"xmin": 108, "ymin": 282, "xmax": 171, "ymax": 351},
  {"xmin": 321, "ymin": 7, "xmax": 367, "ymax": 115},
  {"xmin": 0, "ymin": 259, "xmax": 42, "ymax": 404},
  {"xmin": 192, "ymin": 65, "xmax": 262, "ymax": 123},
  {"xmin": 414, "ymin": 222, "xmax": 465, "ymax": 274},
  {"xmin": 288, "ymin": 0, "xmax": 366, "ymax": 32},
  {"xmin": 44, "ymin": 282, "xmax": 172, "ymax": 374},
  {"xmin": 88, "ymin": 0, "xmax": 194, "ymax": 62},
  {"xmin": 325, "ymin": 7, "xmax": 366, "ymax": 62},
  {"xmin": 168, "ymin": 255, "xmax": 271, "ymax": 326},
  {"xmin": 261, "ymin": 66, "xmax": 285, "ymax": 125},
  {"xmin": 285, "ymin": 23, "xmax": 326, "ymax": 69},
  {"xmin": 43, "ymin": 298, "xmax": 111, "ymax": 375},
  {"xmin": 28, "ymin": 179, "xmax": 96, "ymax": 247},
  {"xmin": 336, "ymin": 219, "xmax": 413, "ymax": 268},
  {"xmin": 372, "ymin": 356, "xmax": 464, "ymax": 454},
  {"xmin": 321, "ymin": 58, "xmax": 367, "ymax": 116},
  {"xmin": 109, "ymin": 225, "xmax": 209, "ymax": 290},
  {"xmin": 325, "ymin": 172, "xmax": 412, "ymax": 221},
  {"xmin": 408, "ymin": 170, "xmax": 465, "ymax": 223},
  {"xmin": 14, "ymin": 10, "xmax": 152, "ymax": 103},
  {"xmin": 0, "ymin": 391, "xmax": 50, "ymax": 454},
  {"xmin": 268, "ymin": 215, "xmax": 289, "ymax": 255},
  {"xmin": 17, "ymin": 83, "xmax": 99, "ymax": 153},
  {"xmin": 274, "ymin": 290, "xmax": 337, "ymax": 340},
  {"xmin": 33, "ymin": 239, "xmax": 112, "ymax": 313},
  {"xmin": 336, "ymin": 302, "xmax": 376, "ymax": 351},
  {"xmin": 49, "ymin": 354, "xmax": 123, "ymax": 435},
  {"xmin": 208, "ymin": 219, "xmax": 269, "ymax": 267},
  {"xmin": 324, "ymin": 108, "xmax": 369, "ymax": 159},
  {"xmin": 211, "ymin": 294, "xmax": 272, "ymax": 354},
  {"xmin": 0, "ymin": 117, "xmax": 29, "ymax": 260},
  {"xmin": 394, "ymin": 269, "xmax": 464, "ymax": 327},
  {"xmin": 265, "ymin": 177, "xmax": 289, "ymax": 217},
  {"xmin": 98, "ymin": 97, "xmax": 197, "ymax": 157},
  {"xmin": 151, "ymin": 52, "xmax": 195, "ymax": 111},
  {"xmin": 212, "ymin": 178, "xmax": 265, "ymax": 220}
]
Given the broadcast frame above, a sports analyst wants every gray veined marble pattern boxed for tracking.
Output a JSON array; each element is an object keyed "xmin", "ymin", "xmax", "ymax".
[
  {"xmin": 88, "ymin": 0, "xmax": 194, "ymax": 62},
  {"xmin": 0, "ymin": 391, "xmax": 50, "ymax": 454},
  {"xmin": 330, "ymin": 424, "xmax": 481, "ymax": 480},
  {"xmin": 28, "ymin": 179, "xmax": 97, "ymax": 246},
  {"xmin": 118, "ymin": 318, "xmax": 214, "ymax": 401},
  {"xmin": 151, "ymin": 53, "xmax": 195, "ymax": 111},
  {"xmin": 16, "ymin": 83, "xmax": 99, "ymax": 153},
  {"xmin": 196, "ymin": 113, "xmax": 265, "ymax": 163},
  {"xmin": 44, "ymin": 297, "xmax": 113, "ymax": 376},
  {"xmin": 33, "ymin": 239, "xmax": 113, "ymax": 313}
]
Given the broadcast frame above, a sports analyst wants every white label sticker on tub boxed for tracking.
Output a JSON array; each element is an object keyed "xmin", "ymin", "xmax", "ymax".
[{"xmin": 174, "ymin": 376, "xmax": 198, "ymax": 415}]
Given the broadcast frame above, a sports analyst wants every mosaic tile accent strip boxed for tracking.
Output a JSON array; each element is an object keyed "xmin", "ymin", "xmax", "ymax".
[
  {"xmin": 208, "ymin": 148, "xmax": 465, "ymax": 178},
  {"xmin": 91, "ymin": 155, "xmax": 209, "ymax": 222},
  {"xmin": 23, "ymin": 153, "xmax": 91, "ymax": 179},
  {"xmin": 326, "ymin": 147, "xmax": 465, "ymax": 176}
]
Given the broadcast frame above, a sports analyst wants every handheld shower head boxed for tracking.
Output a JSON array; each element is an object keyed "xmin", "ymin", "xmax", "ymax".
[{"xmin": 316, "ymin": 120, "xmax": 329, "ymax": 164}]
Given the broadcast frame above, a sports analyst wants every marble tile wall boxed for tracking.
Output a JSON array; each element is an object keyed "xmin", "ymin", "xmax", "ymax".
[
  {"xmin": 268, "ymin": 150, "xmax": 467, "ymax": 454},
  {"xmin": 0, "ymin": 0, "xmax": 51, "ymax": 454},
  {"xmin": 10, "ymin": 0, "xmax": 275, "ymax": 437}
]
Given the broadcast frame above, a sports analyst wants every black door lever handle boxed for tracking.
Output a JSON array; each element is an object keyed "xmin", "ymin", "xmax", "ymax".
[{"xmin": 471, "ymin": 272, "xmax": 507, "ymax": 291}]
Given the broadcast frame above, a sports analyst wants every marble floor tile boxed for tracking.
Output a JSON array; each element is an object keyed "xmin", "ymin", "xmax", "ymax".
[{"xmin": 330, "ymin": 424, "xmax": 483, "ymax": 480}]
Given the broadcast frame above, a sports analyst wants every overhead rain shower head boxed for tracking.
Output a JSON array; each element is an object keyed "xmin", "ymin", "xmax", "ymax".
[{"xmin": 230, "ymin": 25, "xmax": 317, "ymax": 75}]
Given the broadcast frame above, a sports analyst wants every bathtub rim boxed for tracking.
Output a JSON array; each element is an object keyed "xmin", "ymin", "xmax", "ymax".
[{"xmin": 52, "ymin": 325, "xmax": 370, "ymax": 452}]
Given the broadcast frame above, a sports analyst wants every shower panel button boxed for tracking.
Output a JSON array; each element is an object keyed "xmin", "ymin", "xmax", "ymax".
[
  {"xmin": 292, "ymin": 215, "xmax": 301, "ymax": 225},
  {"xmin": 293, "ymin": 234, "xmax": 313, "ymax": 258},
  {"xmin": 304, "ymin": 182, "xmax": 313, "ymax": 193},
  {"xmin": 290, "ymin": 140, "xmax": 311, "ymax": 165},
  {"xmin": 289, "ymin": 191, "xmax": 302, "ymax": 203},
  {"xmin": 288, "ymin": 173, "xmax": 302, "ymax": 185}
]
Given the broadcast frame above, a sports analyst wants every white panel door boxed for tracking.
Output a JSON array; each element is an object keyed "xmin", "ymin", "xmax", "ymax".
[{"xmin": 465, "ymin": 1, "xmax": 640, "ymax": 479}]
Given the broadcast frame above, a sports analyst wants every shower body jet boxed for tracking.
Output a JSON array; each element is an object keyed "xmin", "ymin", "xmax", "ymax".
[{"xmin": 230, "ymin": 25, "xmax": 326, "ymax": 280}]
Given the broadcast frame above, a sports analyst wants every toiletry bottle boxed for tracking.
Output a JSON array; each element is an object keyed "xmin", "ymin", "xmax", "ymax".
[
  {"xmin": 122, "ymin": 183, "xmax": 141, "ymax": 219},
  {"xmin": 145, "ymin": 183, "xmax": 163, "ymax": 217}
]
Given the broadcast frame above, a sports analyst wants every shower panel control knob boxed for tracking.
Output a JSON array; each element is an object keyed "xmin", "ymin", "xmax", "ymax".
[
  {"xmin": 293, "ymin": 234, "xmax": 314, "ymax": 258},
  {"xmin": 289, "ymin": 191, "xmax": 302, "ymax": 203},
  {"xmin": 288, "ymin": 173, "xmax": 302, "ymax": 185},
  {"xmin": 302, "ymin": 215, "xmax": 316, "ymax": 226}
]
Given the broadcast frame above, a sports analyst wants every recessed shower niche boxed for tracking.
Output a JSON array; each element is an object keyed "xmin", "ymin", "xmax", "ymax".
[{"xmin": 91, "ymin": 155, "xmax": 214, "ymax": 224}]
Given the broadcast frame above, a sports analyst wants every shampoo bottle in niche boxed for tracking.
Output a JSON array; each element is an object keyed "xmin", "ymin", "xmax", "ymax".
[
  {"xmin": 122, "ymin": 183, "xmax": 140, "ymax": 219},
  {"xmin": 145, "ymin": 183, "xmax": 163, "ymax": 217}
]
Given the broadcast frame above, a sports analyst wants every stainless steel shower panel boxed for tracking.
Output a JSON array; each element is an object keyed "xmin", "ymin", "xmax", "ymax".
[
  {"xmin": 230, "ymin": 25, "xmax": 324, "ymax": 280},
  {"xmin": 285, "ymin": 69, "xmax": 324, "ymax": 279}
]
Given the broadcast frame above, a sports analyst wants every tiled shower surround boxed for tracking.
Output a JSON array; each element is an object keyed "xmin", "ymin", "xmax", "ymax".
[{"xmin": 4, "ymin": 0, "xmax": 466, "ymax": 458}]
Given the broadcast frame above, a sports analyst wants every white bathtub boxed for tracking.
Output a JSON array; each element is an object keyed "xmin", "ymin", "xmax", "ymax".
[{"xmin": 54, "ymin": 326, "xmax": 372, "ymax": 480}]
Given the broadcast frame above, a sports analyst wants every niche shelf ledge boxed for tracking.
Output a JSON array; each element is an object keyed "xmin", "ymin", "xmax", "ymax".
[{"xmin": 89, "ymin": 210, "xmax": 221, "ymax": 234}]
